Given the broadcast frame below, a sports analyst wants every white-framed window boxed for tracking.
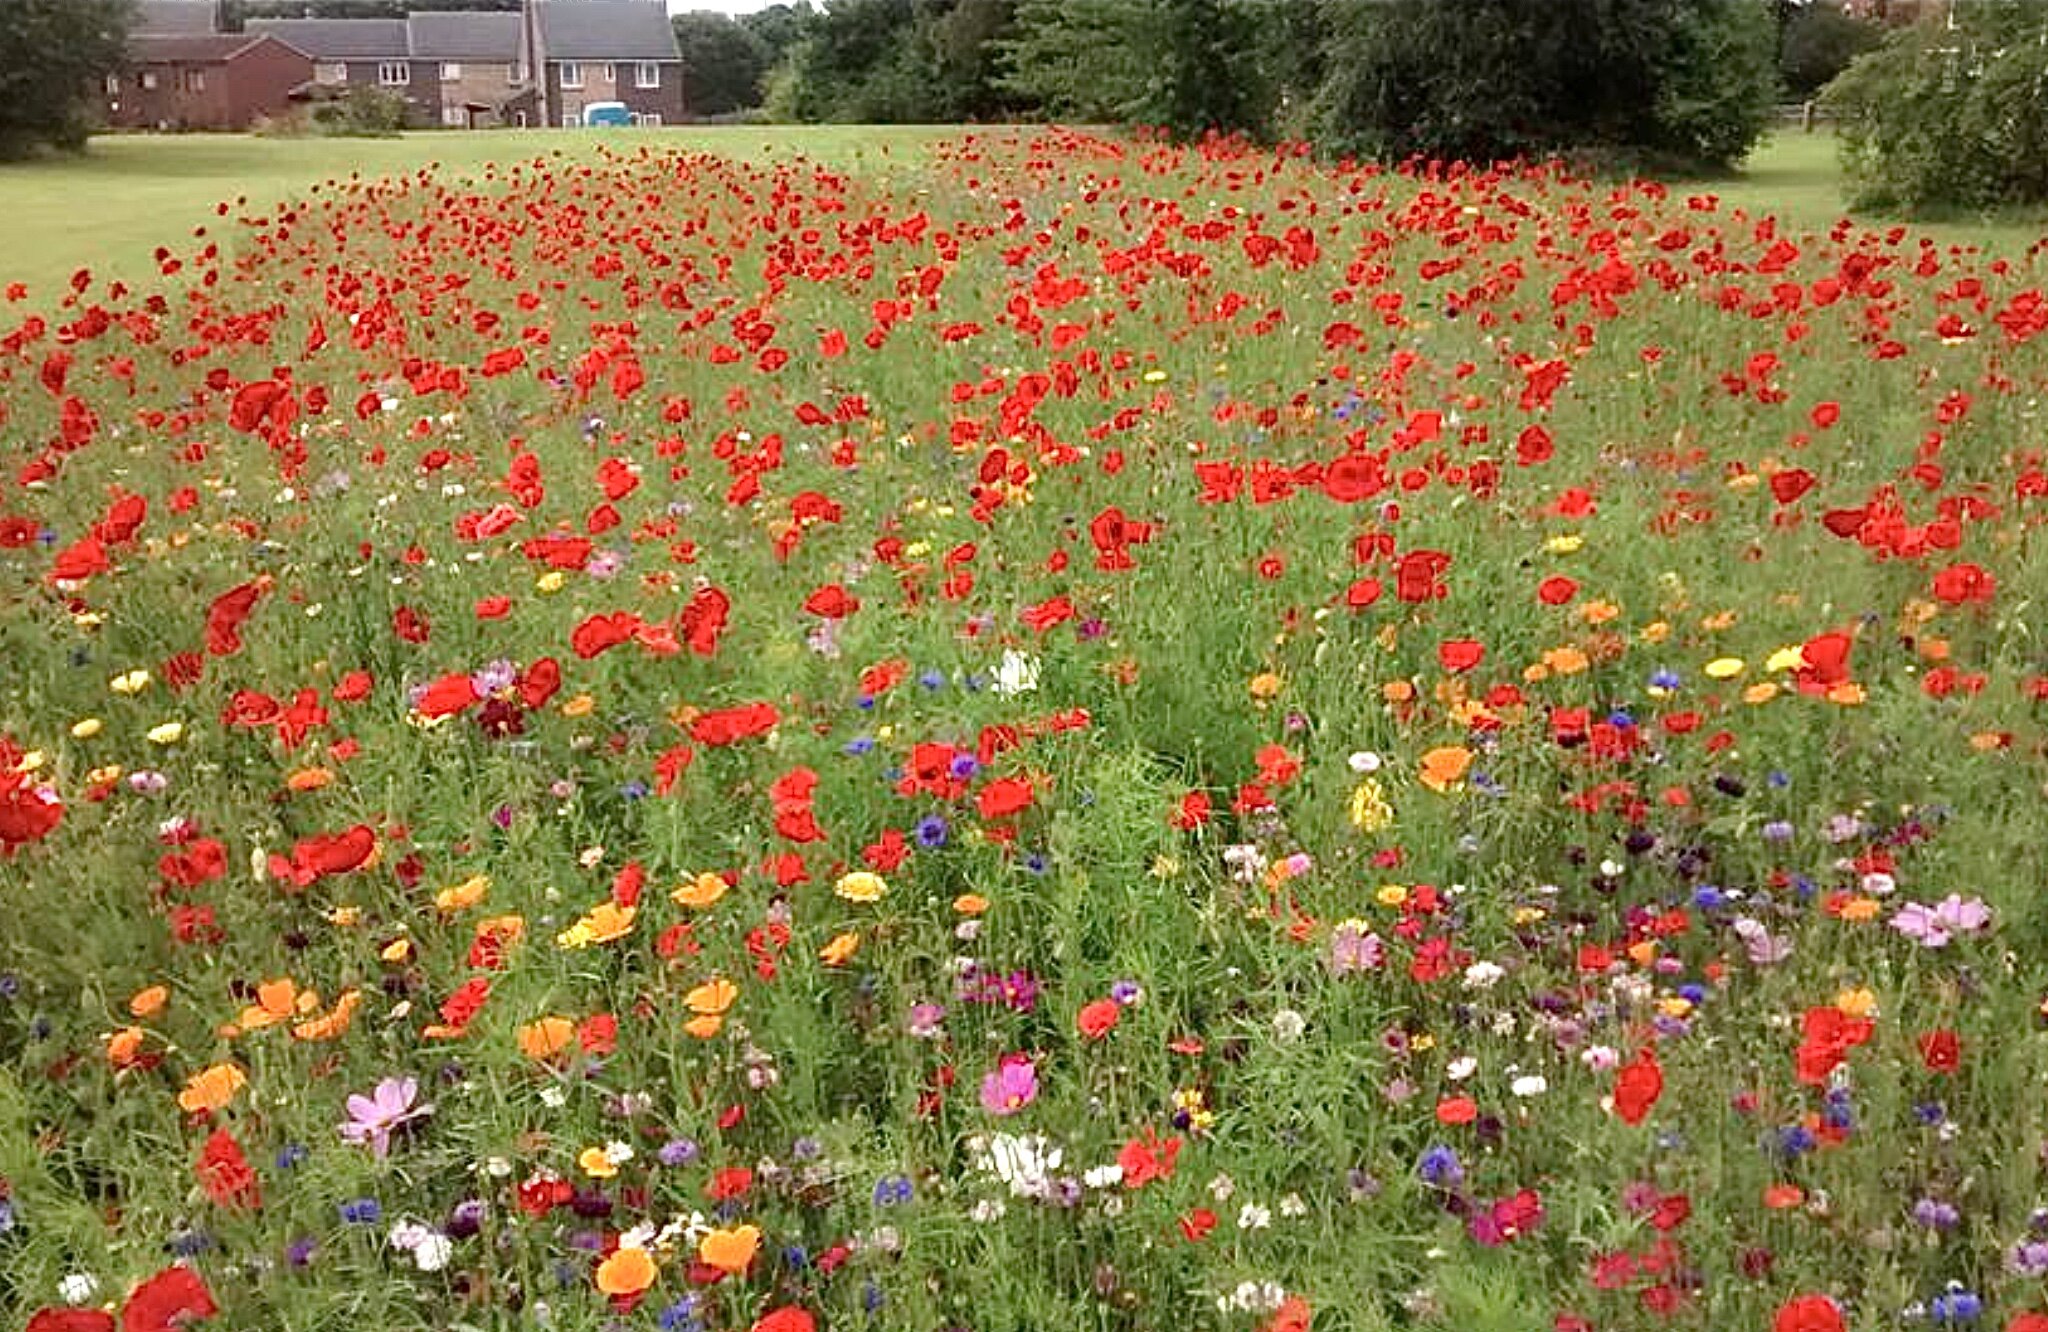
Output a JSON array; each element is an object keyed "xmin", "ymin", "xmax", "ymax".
[
  {"xmin": 140, "ymin": 70, "xmax": 159, "ymax": 90},
  {"xmin": 513, "ymin": 110, "xmax": 527, "ymax": 127},
  {"xmin": 561, "ymin": 111, "xmax": 578, "ymax": 127},
  {"xmin": 183, "ymin": 68, "xmax": 205, "ymax": 92},
  {"xmin": 634, "ymin": 62, "xmax": 659, "ymax": 89},
  {"xmin": 317, "ymin": 61, "xmax": 347, "ymax": 84},
  {"xmin": 105, "ymin": 73, "xmax": 120, "ymax": 95},
  {"xmin": 442, "ymin": 106, "xmax": 466, "ymax": 126},
  {"xmin": 603, "ymin": 63, "xmax": 617, "ymax": 84},
  {"xmin": 639, "ymin": 111, "xmax": 661, "ymax": 126},
  {"xmin": 440, "ymin": 62, "xmax": 461, "ymax": 81},
  {"xmin": 378, "ymin": 61, "xmax": 409, "ymax": 86},
  {"xmin": 558, "ymin": 61, "xmax": 582, "ymax": 88}
]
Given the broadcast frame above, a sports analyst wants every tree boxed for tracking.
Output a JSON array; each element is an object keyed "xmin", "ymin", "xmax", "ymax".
[
  {"xmin": 0, "ymin": 0, "xmax": 131, "ymax": 158},
  {"xmin": 740, "ymin": 2, "xmax": 818, "ymax": 67},
  {"xmin": 1309, "ymin": 0, "xmax": 1776, "ymax": 170},
  {"xmin": 1823, "ymin": 0, "xmax": 2048, "ymax": 211},
  {"xmin": 1779, "ymin": 1, "xmax": 1884, "ymax": 98},
  {"xmin": 998, "ymin": 0, "xmax": 1267, "ymax": 138},
  {"xmin": 673, "ymin": 11, "xmax": 771, "ymax": 116}
]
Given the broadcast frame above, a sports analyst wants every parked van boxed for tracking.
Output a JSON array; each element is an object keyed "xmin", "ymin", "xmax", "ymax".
[{"xmin": 581, "ymin": 102, "xmax": 632, "ymax": 127}]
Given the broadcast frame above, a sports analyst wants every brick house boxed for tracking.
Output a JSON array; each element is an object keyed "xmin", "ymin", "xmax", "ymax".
[
  {"xmin": 241, "ymin": 18, "xmax": 432, "ymax": 122},
  {"xmin": 106, "ymin": 31, "xmax": 314, "ymax": 131},
  {"xmin": 248, "ymin": 3, "xmax": 680, "ymax": 130},
  {"xmin": 533, "ymin": 1, "xmax": 685, "ymax": 128},
  {"xmin": 407, "ymin": 12, "xmax": 536, "ymax": 128}
]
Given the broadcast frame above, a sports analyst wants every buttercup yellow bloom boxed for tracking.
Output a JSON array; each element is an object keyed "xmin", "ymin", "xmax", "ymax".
[
  {"xmin": 70, "ymin": 718, "xmax": 102, "ymax": 739},
  {"xmin": 1703, "ymin": 657, "xmax": 1744, "ymax": 680},
  {"xmin": 835, "ymin": 870, "xmax": 887, "ymax": 903},
  {"xmin": 536, "ymin": 571, "xmax": 566, "ymax": 593},
  {"xmin": 1836, "ymin": 987, "xmax": 1879, "ymax": 1017},
  {"xmin": 1544, "ymin": 534, "xmax": 1584, "ymax": 554},
  {"xmin": 560, "ymin": 694, "xmax": 595, "ymax": 718},
  {"xmin": 819, "ymin": 932, "xmax": 860, "ymax": 966},
  {"xmin": 579, "ymin": 1145, "xmax": 619, "ymax": 1178},
  {"xmin": 1376, "ymin": 883, "xmax": 1409, "ymax": 908},
  {"xmin": 146, "ymin": 721, "xmax": 184, "ymax": 744},
  {"xmin": 435, "ymin": 874, "xmax": 490, "ymax": 914},
  {"xmin": 672, "ymin": 872, "xmax": 728, "ymax": 909},
  {"xmin": 1765, "ymin": 645, "xmax": 1807, "ymax": 674},
  {"xmin": 110, "ymin": 669, "xmax": 151, "ymax": 695}
]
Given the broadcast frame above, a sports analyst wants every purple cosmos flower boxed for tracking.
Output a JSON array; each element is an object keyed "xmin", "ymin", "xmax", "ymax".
[
  {"xmin": 339, "ymin": 1076, "xmax": 432, "ymax": 1158},
  {"xmin": 1327, "ymin": 921, "xmax": 1385, "ymax": 976},
  {"xmin": 979, "ymin": 1054, "xmax": 1038, "ymax": 1115}
]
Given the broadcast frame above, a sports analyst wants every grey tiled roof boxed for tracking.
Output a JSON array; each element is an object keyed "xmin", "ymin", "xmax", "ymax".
[
  {"xmin": 407, "ymin": 11, "xmax": 522, "ymax": 61},
  {"xmin": 133, "ymin": 1, "xmax": 219, "ymax": 35},
  {"xmin": 539, "ymin": 2, "xmax": 680, "ymax": 61},
  {"xmin": 245, "ymin": 17, "xmax": 409, "ymax": 60},
  {"xmin": 129, "ymin": 33, "xmax": 272, "ymax": 62}
]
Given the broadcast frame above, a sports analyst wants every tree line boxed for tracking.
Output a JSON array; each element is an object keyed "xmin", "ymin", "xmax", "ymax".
[{"xmin": 10, "ymin": 0, "xmax": 2048, "ymax": 214}]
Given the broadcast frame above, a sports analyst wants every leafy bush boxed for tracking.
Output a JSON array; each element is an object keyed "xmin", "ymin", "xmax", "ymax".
[
  {"xmin": 308, "ymin": 87, "xmax": 410, "ymax": 138},
  {"xmin": 1823, "ymin": 1, "xmax": 2048, "ymax": 212},
  {"xmin": 1779, "ymin": 0, "xmax": 1884, "ymax": 99},
  {"xmin": 1309, "ymin": 0, "xmax": 1777, "ymax": 170}
]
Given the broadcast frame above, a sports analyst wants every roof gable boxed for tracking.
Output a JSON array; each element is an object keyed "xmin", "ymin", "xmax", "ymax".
[
  {"xmin": 244, "ymin": 17, "xmax": 409, "ymax": 60},
  {"xmin": 129, "ymin": 32, "xmax": 276, "ymax": 63},
  {"xmin": 539, "ymin": 1, "xmax": 680, "ymax": 61}
]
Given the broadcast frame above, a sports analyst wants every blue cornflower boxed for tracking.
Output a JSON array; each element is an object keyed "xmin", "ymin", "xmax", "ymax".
[
  {"xmin": 873, "ymin": 1174, "xmax": 913, "ymax": 1207},
  {"xmin": 339, "ymin": 1197, "xmax": 382, "ymax": 1225},
  {"xmin": 1416, "ymin": 1144, "xmax": 1463, "ymax": 1188},
  {"xmin": 844, "ymin": 736, "xmax": 876, "ymax": 756},
  {"xmin": 275, "ymin": 1143, "xmax": 308, "ymax": 1170},
  {"xmin": 915, "ymin": 815, "xmax": 949, "ymax": 848},
  {"xmin": 1648, "ymin": 669, "xmax": 1682, "ymax": 691},
  {"xmin": 918, "ymin": 670, "xmax": 945, "ymax": 690}
]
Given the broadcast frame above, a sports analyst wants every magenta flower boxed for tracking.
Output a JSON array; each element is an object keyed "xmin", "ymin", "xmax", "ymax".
[
  {"xmin": 339, "ymin": 1076, "xmax": 432, "ymax": 1158},
  {"xmin": 979, "ymin": 1054, "xmax": 1038, "ymax": 1116}
]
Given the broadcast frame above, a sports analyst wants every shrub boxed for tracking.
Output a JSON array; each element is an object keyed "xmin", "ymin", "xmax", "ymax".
[
  {"xmin": 1823, "ymin": 1, "xmax": 2048, "ymax": 212},
  {"xmin": 308, "ymin": 86, "xmax": 410, "ymax": 138}
]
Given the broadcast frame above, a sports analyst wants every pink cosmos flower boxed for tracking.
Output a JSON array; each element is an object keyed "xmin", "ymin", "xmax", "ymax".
[
  {"xmin": 979, "ymin": 1054, "xmax": 1038, "ymax": 1115},
  {"xmin": 339, "ymin": 1076, "xmax": 432, "ymax": 1158}
]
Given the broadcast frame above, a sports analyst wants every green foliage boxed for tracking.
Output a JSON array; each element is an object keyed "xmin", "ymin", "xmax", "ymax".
[
  {"xmin": 308, "ymin": 85, "xmax": 410, "ymax": 136},
  {"xmin": 0, "ymin": 0, "xmax": 131, "ymax": 159},
  {"xmin": 1779, "ymin": 0, "xmax": 1884, "ymax": 97},
  {"xmin": 768, "ymin": 0, "xmax": 1021, "ymax": 125},
  {"xmin": 1309, "ymin": 0, "xmax": 1777, "ymax": 170},
  {"xmin": 223, "ymin": 0, "xmax": 520, "ymax": 20},
  {"xmin": 672, "ymin": 10, "xmax": 772, "ymax": 116},
  {"xmin": 1822, "ymin": 0, "xmax": 2048, "ymax": 212},
  {"xmin": 998, "ymin": 0, "xmax": 1267, "ymax": 138}
]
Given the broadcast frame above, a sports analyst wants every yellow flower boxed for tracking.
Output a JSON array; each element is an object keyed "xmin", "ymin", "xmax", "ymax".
[
  {"xmin": 1743, "ymin": 683, "xmax": 1780, "ymax": 705},
  {"xmin": 1542, "ymin": 645, "xmax": 1589, "ymax": 675},
  {"xmin": 1836, "ymin": 987, "xmax": 1879, "ymax": 1018},
  {"xmin": 110, "ymin": 669, "xmax": 151, "ymax": 695},
  {"xmin": 1657, "ymin": 996, "xmax": 1694, "ymax": 1018},
  {"xmin": 1703, "ymin": 657, "xmax": 1745, "ymax": 680},
  {"xmin": 146, "ymin": 721, "xmax": 184, "ymax": 745},
  {"xmin": 70, "ymin": 718, "xmax": 102, "ymax": 739},
  {"xmin": 1764, "ymin": 644, "xmax": 1807, "ymax": 674},
  {"xmin": 953, "ymin": 893, "xmax": 988, "ymax": 915},
  {"xmin": 1348, "ymin": 778, "xmax": 1393, "ymax": 832},
  {"xmin": 1150, "ymin": 854, "xmax": 1181, "ymax": 879},
  {"xmin": 682, "ymin": 1014, "xmax": 724, "ymax": 1039},
  {"xmin": 556, "ymin": 902, "xmax": 636, "ymax": 950},
  {"xmin": 1639, "ymin": 620, "xmax": 1672, "ymax": 644},
  {"xmin": 1827, "ymin": 683, "xmax": 1866, "ymax": 706},
  {"xmin": 819, "ymin": 932, "xmax": 860, "ymax": 966},
  {"xmin": 579, "ymin": 1145, "xmax": 619, "ymax": 1179},
  {"xmin": 1511, "ymin": 906, "xmax": 1547, "ymax": 926},
  {"xmin": 129, "ymin": 985, "xmax": 169, "ymax": 1017},
  {"xmin": 435, "ymin": 874, "xmax": 490, "ymax": 914},
  {"xmin": 1376, "ymin": 883, "xmax": 1408, "ymax": 908},
  {"xmin": 560, "ymin": 694, "xmax": 595, "ymax": 718},
  {"xmin": 1248, "ymin": 671, "xmax": 1283, "ymax": 701},
  {"xmin": 835, "ymin": 870, "xmax": 887, "ymax": 904},
  {"xmin": 671, "ymin": 872, "xmax": 728, "ymax": 909},
  {"xmin": 536, "ymin": 571, "xmax": 566, "ymax": 593},
  {"xmin": 380, "ymin": 937, "xmax": 413, "ymax": 964},
  {"xmin": 1544, "ymin": 533, "xmax": 1584, "ymax": 554}
]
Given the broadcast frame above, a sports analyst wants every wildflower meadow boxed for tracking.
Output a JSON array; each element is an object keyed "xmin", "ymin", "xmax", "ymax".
[{"xmin": 2, "ymin": 128, "xmax": 2047, "ymax": 1332}]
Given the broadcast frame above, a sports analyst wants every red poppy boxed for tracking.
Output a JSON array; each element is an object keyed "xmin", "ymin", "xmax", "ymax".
[
  {"xmin": 1918, "ymin": 1029, "xmax": 1961, "ymax": 1074},
  {"xmin": 1773, "ymin": 1294, "xmax": 1845, "ymax": 1332},
  {"xmin": 1613, "ymin": 1048, "xmax": 1664, "ymax": 1126}
]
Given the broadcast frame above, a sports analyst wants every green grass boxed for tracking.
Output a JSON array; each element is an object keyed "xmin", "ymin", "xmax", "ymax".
[
  {"xmin": 5, "ymin": 127, "xmax": 2045, "ymax": 302},
  {"xmin": 0, "ymin": 125, "xmax": 966, "ymax": 299}
]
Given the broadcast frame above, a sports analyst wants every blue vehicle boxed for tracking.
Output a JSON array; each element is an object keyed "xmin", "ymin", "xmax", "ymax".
[{"xmin": 581, "ymin": 102, "xmax": 633, "ymax": 127}]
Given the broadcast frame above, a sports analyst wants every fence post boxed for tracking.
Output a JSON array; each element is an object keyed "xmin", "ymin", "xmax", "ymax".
[{"xmin": 1802, "ymin": 100, "xmax": 1815, "ymax": 133}]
